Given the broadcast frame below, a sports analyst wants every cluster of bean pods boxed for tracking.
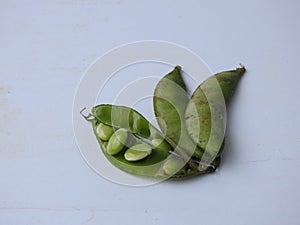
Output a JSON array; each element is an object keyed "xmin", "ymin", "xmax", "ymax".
[{"xmin": 82, "ymin": 65, "xmax": 246, "ymax": 179}]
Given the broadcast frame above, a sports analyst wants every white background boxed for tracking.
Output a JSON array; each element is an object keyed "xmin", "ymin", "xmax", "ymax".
[{"xmin": 1, "ymin": 0, "xmax": 299, "ymax": 224}]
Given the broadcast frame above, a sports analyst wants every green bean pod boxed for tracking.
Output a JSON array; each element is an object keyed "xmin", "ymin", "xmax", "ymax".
[
  {"xmin": 92, "ymin": 104, "xmax": 161, "ymax": 140},
  {"xmin": 153, "ymin": 66, "xmax": 204, "ymax": 160},
  {"xmin": 185, "ymin": 65, "xmax": 246, "ymax": 162},
  {"xmin": 92, "ymin": 120, "xmax": 171, "ymax": 178},
  {"xmin": 91, "ymin": 104, "xmax": 203, "ymax": 171},
  {"xmin": 89, "ymin": 106, "xmax": 212, "ymax": 178}
]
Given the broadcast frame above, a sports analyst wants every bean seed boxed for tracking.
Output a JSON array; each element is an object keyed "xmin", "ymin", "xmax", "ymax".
[
  {"xmin": 151, "ymin": 138, "xmax": 171, "ymax": 152},
  {"xmin": 124, "ymin": 143, "xmax": 152, "ymax": 161},
  {"xmin": 162, "ymin": 156, "xmax": 186, "ymax": 175},
  {"xmin": 107, "ymin": 128, "xmax": 128, "ymax": 155},
  {"xmin": 96, "ymin": 123, "xmax": 114, "ymax": 141},
  {"xmin": 92, "ymin": 104, "xmax": 199, "ymax": 171}
]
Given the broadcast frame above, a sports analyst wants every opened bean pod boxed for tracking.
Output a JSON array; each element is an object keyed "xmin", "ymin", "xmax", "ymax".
[
  {"xmin": 91, "ymin": 104, "xmax": 204, "ymax": 178},
  {"xmin": 92, "ymin": 120, "xmax": 170, "ymax": 178},
  {"xmin": 92, "ymin": 104, "xmax": 201, "ymax": 170}
]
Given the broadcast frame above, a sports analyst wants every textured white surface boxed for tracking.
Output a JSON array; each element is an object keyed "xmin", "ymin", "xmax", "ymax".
[{"xmin": 1, "ymin": 0, "xmax": 300, "ymax": 224}]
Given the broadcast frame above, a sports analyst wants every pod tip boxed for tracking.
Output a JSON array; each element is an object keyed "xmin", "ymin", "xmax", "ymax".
[
  {"xmin": 175, "ymin": 65, "xmax": 182, "ymax": 70},
  {"xmin": 238, "ymin": 63, "xmax": 246, "ymax": 70},
  {"xmin": 237, "ymin": 63, "xmax": 246, "ymax": 73}
]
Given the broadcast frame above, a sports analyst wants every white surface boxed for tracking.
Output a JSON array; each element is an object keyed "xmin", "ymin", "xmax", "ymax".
[{"xmin": 1, "ymin": 0, "xmax": 299, "ymax": 224}]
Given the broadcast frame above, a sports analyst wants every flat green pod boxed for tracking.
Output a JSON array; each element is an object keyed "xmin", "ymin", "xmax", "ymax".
[
  {"xmin": 92, "ymin": 120, "xmax": 169, "ymax": 178},
  {"xmin": 87, "ymin": 105, "xmax": 210, "ymax": 178},
  {"xmin": 153, "ymin": 66, "xmax": 204, "ymax": 159},
  {"xmin": 92, "ymin": 104, "xmax": 155, "ymax": 139},
  {"xmin": 91, "ymin": 120, "xmax": 212, "ymax": 179},
  {"xmin": 185, "ymin": 65, "xmax": 246, "ymax": 162},
  {"xmin": 92, "ymin": 104, "xmax": 203, "ymax": 171}
]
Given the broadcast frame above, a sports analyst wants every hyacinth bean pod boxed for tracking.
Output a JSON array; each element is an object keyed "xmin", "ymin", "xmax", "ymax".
[
  {"xmin": 83, "ymin": 64, "xmax": 246, "ymax": 179},
  {"xmin": 185, "ymin": 65, "xmax": 246, "ymax": 162}
]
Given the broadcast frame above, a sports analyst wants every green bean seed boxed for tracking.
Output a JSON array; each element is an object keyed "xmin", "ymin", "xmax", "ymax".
[
  {"xmin": 151, "ymin": 138, "xmax": 171, "ymax": 152},
  {"xmin": 162, "ymin": 156, "xmax": 186, "ymax": 176},
  {"xmin": 107, "ymin": 128, "xmax": 128, "ymax": 155},
  {"xmin": 96, "ymin": 123, "xmax": 114, "ymax": 141},
  {"xmin": 124, "ymin": 143, "xmax": 152, "ymax": 161}
]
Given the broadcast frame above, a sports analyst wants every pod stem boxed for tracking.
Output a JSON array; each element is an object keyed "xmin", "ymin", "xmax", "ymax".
[
  {"xmin": 80, "ymin": 107, "xmax": 94, "ymax": 121},
  {"xmin": 238, "ymin": 63, "xmax": 246, "ymax": 72},
  {"xmin": 187, "ymin": 159, "xmax": 211, "ymax": 172},
  {"xmin": 175, "ymin": 65, "xmax": 182, "ymax": 70},
  {"xmin": 193, "ymin": 159, "xmax": 216, "ymax": 170}
]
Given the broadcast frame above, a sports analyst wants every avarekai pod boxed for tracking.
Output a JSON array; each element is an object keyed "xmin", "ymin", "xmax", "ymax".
[
  {"xmin": 185, "ymin": 65, "xmax": 246, "ymax": 162},
  {"xmin": 92, "ymin": 104, "xmax": 201, "ymax": 171},
  {"xmin": 153, "ymin": 66, "xmax": 204, "ymax": 159}
]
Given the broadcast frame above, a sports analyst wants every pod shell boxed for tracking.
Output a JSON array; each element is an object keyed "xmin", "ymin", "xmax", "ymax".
[
  {"xmin": 153, "ymin": 66, "xmax": 204, "ymax": 159},
  {"xmin": 185, "ymin": 66, "xmax": 246, "ymax": 161}
]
